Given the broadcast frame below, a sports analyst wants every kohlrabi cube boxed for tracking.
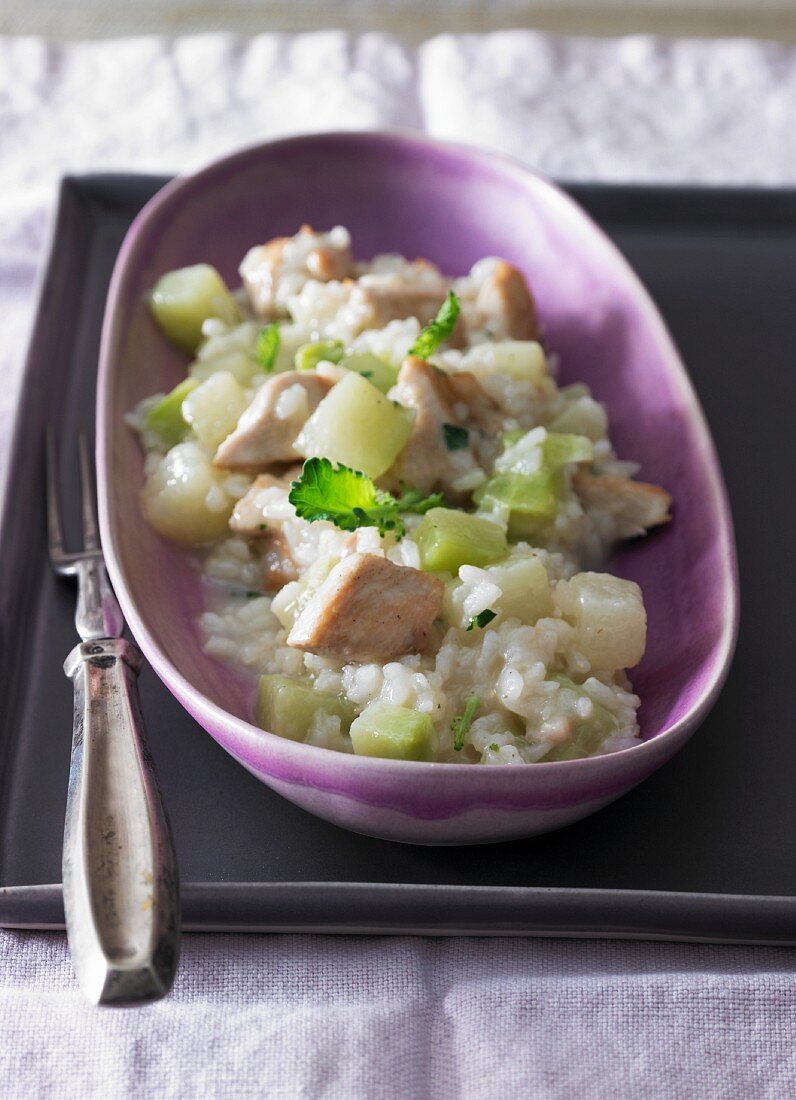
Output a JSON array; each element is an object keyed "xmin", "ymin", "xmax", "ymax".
[
  {"xmin": 149, "ymin": 264, "xmax": 240, "ymax": 354},
  {"xmin": 350, "ymin": 703, "xmax": 434, "ymax": 761},
  {"xmin": 556, "ymin": 571, "xmax": 647, "ymax": 669},
  {"xmin": 142, "ymin": 442, "xmax": 233, "ymax": 544},
  {"xmin": 414, "ymin": 508, "xmax": 507, "ymax": 573},
  {"xmin": 257, "ymin": 675, "xmax": 355, "ymax": 742},
  {"xmin": 296, "ymin": 371, "xmax": 414, "ymax": 478},
  {"xmin": 145, "ymin": 378, "xmax": 199, "ymax": 447},
  {"xmin": 541, "ymin": 675, "xmax": 619, "ymax": 761},
  {"xmin": 548, "ymin": 393, "xmax": 608, "ymax": 442},
  {"xmin": 474, "ymin": 470, "xmax": 559, "ymax": 537},
  {"xmin": 542, "ymin": 432, "xmax": 594, "ymax": 469},
  {"xmin": 182, "ymin": 370, "xmax": 248, "ymax": 451},
  {"xmin": 489, "ymin": 340, "xmax": 548, "ymax": 383},
  {"xmin": 490, "ymin": 555, "xmax": 553, "ymax": 624},
  {"xmin": 339, "ymin": 352, "xmax": 398, "ymax": 394},
  {"xmin": 476, "ymin": 430, "xmax": 594, "ymax": 538},
  {"xmin": 294, "ymin": 340, "xmax": 345, "ymax": 372}
]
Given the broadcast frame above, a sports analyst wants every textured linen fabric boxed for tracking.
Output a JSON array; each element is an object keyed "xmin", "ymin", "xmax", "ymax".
[
  {"xmin": 1, "ymin": 29, "xmax": 795, "ymax": 1099},
  {"xmin": 3, "ymin": 931, "xmax": 796, "ymax": 1099}
]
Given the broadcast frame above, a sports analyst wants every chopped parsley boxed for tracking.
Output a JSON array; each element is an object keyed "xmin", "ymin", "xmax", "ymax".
[
  {"xmin": 255, "ymin": 322, "xmax": 281, "ymax": 371},
  {"xmin": 451, "ymin": 695, "xmax": 480, "ymax": 751},
  {"xmin": 288, "ymin": 457, "xmax": 442, "ymax": 539},
  {"xmin": 360, "ymin": 370, "xmax": 374, "ymax": 379},
  {"xmin": 442, "ymin": 423, "xmax": 469, "ymax": 451},
  {"xmin": 466, "ymin": 609, "xmax": 497, "ymax": 631},
  {"xmin": 409, "ymin": 291, "xmax": 460, "ymax": 359},
  {"xmin": 488, "ymin": 743, "xmax": 500, "ymax": 752}
]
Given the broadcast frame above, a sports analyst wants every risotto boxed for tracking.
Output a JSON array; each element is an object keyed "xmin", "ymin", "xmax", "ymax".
[{"xmin": 130, "ymin": 224, "xmax": 671, "ymax": 764}]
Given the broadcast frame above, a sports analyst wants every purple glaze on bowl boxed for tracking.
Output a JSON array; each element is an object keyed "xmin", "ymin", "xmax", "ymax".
[{"xmin": 96, "ymin": 132, "xmax": 738, "ymax": 845}]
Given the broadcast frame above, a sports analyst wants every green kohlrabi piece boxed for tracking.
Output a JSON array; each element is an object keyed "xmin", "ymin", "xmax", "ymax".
[
  {"xmin": 476, "ymin": 431, "xmax": 594, "ymax": 539},
  {"xmin": 540, "ymin": 675, "xmax": 619, "ymax": 761},
  {"xmin": 350, "ymin": 703, "xmax": 434, "ymax": 761},
  {"xmin": 257, "ymin": 675, "xmax": 355, "ymax": 742},
  {"xmin": 414, "ymin": 508, "xmax": 507, "ymax": 574},
  {"xmin": 340, "ymin": 352, "xmax": 398, "ymax": 394},
  {"xmin": 144, "ymin": 378, "xmax": 200, "ymax": 446},
  {"xmin": 541, "ymin": 432, "xmax": 594, "ymax": 470},
  {"xmin": 149, "ymin": 264, "xmax": 240, "ymax": 354},
  {"xmin": 294, "ymin": 340, "xmax": 345, "ymax": 372}
]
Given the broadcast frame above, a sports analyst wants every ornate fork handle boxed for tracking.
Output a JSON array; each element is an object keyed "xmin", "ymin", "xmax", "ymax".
[{"xmin": 63, "ymin": 637, "xmax": 180, "ymax": 1005}]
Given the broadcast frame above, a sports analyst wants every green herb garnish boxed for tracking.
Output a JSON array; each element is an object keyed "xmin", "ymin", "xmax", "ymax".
[
  {"xmin": 488, "ymin": 743, "xmax": 500, "ymax": 752},
  {"xmin": 451, "ymin": 695, "xmax": 480, "ymax": 751},
  {"xmin": 288, "ymin": 457, "xmax": 442, "ymax": 539},
  {"xmin": 256, "ymin": 323, "xmax": 280, "ymax": 371},
  {"xmin": 409, "ymin": 291, "xmax": 460, "ymax": 359},
  {"xmin": 442, "ymin": 423, "xmax": 469, "ymax": 451},
  {"xmin": 466, "ymin": 609, "xmax": 497, "ymax": 631}
]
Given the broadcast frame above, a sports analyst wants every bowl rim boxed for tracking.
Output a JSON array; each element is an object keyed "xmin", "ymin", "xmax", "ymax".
[{"xmin": 96, "ymin": 128, "xmax": 739, "ymax": 781}]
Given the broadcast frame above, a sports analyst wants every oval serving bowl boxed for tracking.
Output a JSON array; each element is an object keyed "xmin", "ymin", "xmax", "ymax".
[{"xmin": 97, "ymin": 132, "xmax": 738, "ymax": 845}]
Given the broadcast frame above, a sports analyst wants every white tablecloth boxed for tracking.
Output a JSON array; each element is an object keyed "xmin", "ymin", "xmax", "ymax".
[{"xmin": 1, "ymin": 29, "xmax": 795, "ymax": 1099}]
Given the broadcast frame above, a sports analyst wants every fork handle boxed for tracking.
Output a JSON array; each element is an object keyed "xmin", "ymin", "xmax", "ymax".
[{"xmin": 62, "ymin": 638, "xmax": 180, "ymax": 1005}]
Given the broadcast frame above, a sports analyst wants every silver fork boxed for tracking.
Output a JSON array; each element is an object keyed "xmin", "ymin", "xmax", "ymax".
[{"xmin": 47, "ymin": 430, "xmax": 180, "ymax": 1005}]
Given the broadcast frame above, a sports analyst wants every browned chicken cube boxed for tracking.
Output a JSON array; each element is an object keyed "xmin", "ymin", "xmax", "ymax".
[
  {"xmin": 349, "ymin": 281, "xmax": 447, "ymax": 332},
  {"xmin": 213, "ymin": 372, "xmax": 333, "ymax": 470},
  {"xmin": 260, "ymin": 531, "xmax": 299, "ymax": 593},
  {"xmin": 473, "ymin": 260, "xmax": 540, "ymax": 342},
  {"xmin": 240, "ymin": 225, "xmax": 355, "ymax": 317},
  {"xmin": 229, "ymin": 473, "xmax": 290, "ymax": 535},
  {"xmin": 228, "ymin": 474, "xmax": 299, "ymax": 592},
  {"xmin": 287, "ymin": 552, "xmax": 444, "ymax": 662},
  {"xmin": 573, "ymin": 470, "xmax": 672, "ymax": 540},
  {"xmin": 387, "ymin": 357, "xmax": 501, "ymax": 500}
]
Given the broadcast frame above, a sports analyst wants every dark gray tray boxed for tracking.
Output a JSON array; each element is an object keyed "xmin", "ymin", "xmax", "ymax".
[{"xmin": 1, "ymin": 175, "xmax": 794, "ymax": 943}]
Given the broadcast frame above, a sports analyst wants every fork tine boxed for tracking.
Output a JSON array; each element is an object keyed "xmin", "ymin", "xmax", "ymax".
[
  {"xmin": 78, "ymin": 433, "xmax": 99, "ymax": 551},
  {"xmin": 46, "ymin": 426, "xmax": 68, "ymax": 562}
]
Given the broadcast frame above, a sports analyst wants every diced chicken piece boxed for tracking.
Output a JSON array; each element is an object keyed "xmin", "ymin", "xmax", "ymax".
[
  {"xmin": 287, "ymin": 552, "xmax": 444, "ymax": 662},
  {"xmin": 307, "ymin": 246, "xmax": 352, "ymax": 282},
  {"xmin": 442, "ymin": 371, "xmax": 505, "ymax": 437},
  {"xmin": 260, "ymin": 530, "xmax": 299, "ymax": 593},
  {"xmin": 239, "ymin": 225, "xmax": 354, "ymax": 317},
  {"xmin": 229, "ymin": 473, "xmax": 290, "ymax": 535},
  {"xmin": 349, "ymin": 280, "xmax": 447, "ymax": 332},
  {"xmin": 387, "ymin": 357, "xmax": 501, "ymax": 499},
  {"xmin": 228, "ymin": 475, "xmax": 299, "ymax": 592},
  {"xmin": 573, "ymin": 470, "xmax": 672, "ymax": 540},
  {"xmin": 239, "ymin": 237, "xmax": 287, "ymax": 317},
  {"xmin": 214, "ymin": 372, "xmax": 333, "ymax": 470},
  {"xmin": 473, "ymin": 260, "xmax": 540, "ymax": 342}
]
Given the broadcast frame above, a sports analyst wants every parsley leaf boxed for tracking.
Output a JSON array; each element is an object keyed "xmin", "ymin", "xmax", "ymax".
[
  {"xmin": 442, "ymin": 423, "xmax": 469, "ymax": 451},
  {"xmin": 409, "ymin": 291, "xmax": 460, "ymax": 359},
  {"xmin": 451, "ymin": 695, "xmax": 480, "ymax": 751},
  {"xmin": 466, "ymin": 609, "xmax": 497, "ymax": 631},
  {"xmin": 256, "ymin": 323, "xmax": 280, "ymax": 371},
  {"xmin": 288, "ymin": 457, "xmax": 441, "ymax": 539}
]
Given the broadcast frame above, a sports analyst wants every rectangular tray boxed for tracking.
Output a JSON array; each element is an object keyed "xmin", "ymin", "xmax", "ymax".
[{"xmin": 1, "ymin": 175, "xmax": 794, "ymax": 943}]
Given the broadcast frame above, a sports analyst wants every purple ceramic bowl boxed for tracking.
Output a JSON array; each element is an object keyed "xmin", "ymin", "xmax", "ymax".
[{"xmin": 96, "ymin": 132, "xmax": 738, "ymax": 845}]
